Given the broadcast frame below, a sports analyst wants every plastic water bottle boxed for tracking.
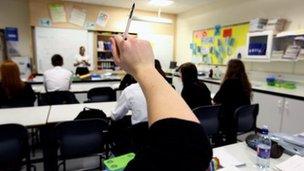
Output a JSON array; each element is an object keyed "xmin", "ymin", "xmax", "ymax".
[{"xmin": 257, "ymin": 126, "xmax": 271, "ymax": 168}]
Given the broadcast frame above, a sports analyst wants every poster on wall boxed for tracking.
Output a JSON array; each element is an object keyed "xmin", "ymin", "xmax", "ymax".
[
  {"xmin": 38, "ymin": 18, "xmax": 52, "ymax": 27},
  {"xmin": 5, "ymin": 27, "xmax": 20, "ymax": 57},
  {"xmin": 49, "ymin": 4, "xmax": 67, "ymax": 23},
  {"xmin": 69, "ymin": 6, "xmax": 87, "ymax": 27},
  {"xmin": 191, "ymin": 23, "xmax": 249, "ymax": 65},
  {"xmin": 85, "ymin": 21, "xmax": 96, "ymax": 30},
  {"xmin": 96, "ymin": 11, "xmax": 109, "ymax": 27}
]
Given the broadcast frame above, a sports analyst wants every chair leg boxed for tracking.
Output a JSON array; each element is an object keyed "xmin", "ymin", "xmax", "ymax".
[
  {"xmin": 63, "ymin": 160, "xmax": 66, "ymax": 171},
  {"xmin": 99, "ymin": 155, "xmax": 102, "ymax": 169}
]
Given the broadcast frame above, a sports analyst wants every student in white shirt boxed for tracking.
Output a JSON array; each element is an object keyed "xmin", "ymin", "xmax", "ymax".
[
  {"xmin": 44, "ymin": 54, "xmax": 73, "ymax": 92},
  {"xmin": 74, "ymin": 46, "xmax": 90, "ymax": 75},
  {"xmin": 111, "ymin": 60, "xmax": 167, "ymax": 125},
  {"xmin": 112, "ymin": 82, "xmax": 147, "ymax": 125}
]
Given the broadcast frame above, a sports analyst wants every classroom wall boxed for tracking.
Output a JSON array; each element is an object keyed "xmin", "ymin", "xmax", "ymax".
[
  {"xmin": 0, "ymin": 0, "xmax": 32, "ymax": 58},
  {"xmin": 29, "ymin": 0, "xmax": 177, "ymax": 69},
  {"xmin": 175, "ymin": 0, "xmax": 304, "ymax": 75},
  {"xmin": 29, "ymin": 0, "xmax": 176, "ymax": 40}
]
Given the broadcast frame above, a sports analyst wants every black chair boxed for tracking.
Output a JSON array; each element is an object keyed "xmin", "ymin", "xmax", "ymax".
[
  {"xmin": 86, "ymin": 87, "xmax": 116, "ymax": 103},
  {"xmin": 38, "ymin": 91, "xmax": 79, "ymax": 106},
  {"xmin": 193, "ymin": 105, "xmax": 221, "ymax": 137},
  {"xmin": 0, "ymin": 124, "xmax": 32, "ymax": 171},
  {"xmin": 234, "ymin": 104, "xmax": 259, "ymax": 135},
  {"xmin": 75, "ymin": 107, "xmax": 107, "ymax": 120},
  {"xmin": 55, "ymin": 119, "xmax": 109, "ymax": 171}
]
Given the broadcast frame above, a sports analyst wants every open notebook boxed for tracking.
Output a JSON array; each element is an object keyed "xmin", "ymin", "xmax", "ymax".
[
  {"xmin": 213, "ymin": 148, "xmax": 246, "ymax": 168},
  {"xmin": 275, "ymin": 155, "xmax": 304, "ymax": 171}
]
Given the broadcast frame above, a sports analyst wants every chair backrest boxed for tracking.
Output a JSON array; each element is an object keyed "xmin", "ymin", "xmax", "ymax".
[
  {"xmin": 87, "ymin": 87, "xmax": 116, "ymax": 102},
  {"xmin": 234, "ymin": 104, "xmax": 259, "ymax": 134},
  {"xmin": 75, "ymin": 107, "xmax": 109, "ymax": 123},
  {"xmin": 38, "ymin": 91, "xmax": 79, "ymax": 106},
  {"xmin": 193, "ymin": 105, "xmax": 221, "ymax": 136},
  {"xmin": 0, "ymin": 124, "xmax": 30, "ymax": 170},
  {"xmin": 55, "ymin": 119, "xmax": 108, "ymax": 159}
]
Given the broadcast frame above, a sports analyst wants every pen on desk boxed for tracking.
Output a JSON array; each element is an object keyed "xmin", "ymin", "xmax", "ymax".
[{"xmin": 123, "ymin": 2, "xmax": 135, "ymax": 40}]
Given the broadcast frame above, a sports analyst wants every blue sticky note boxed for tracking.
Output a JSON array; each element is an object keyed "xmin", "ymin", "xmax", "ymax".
[{"xmin": 214, "ymin": 25, "xmax": 221, "ymax": 36}]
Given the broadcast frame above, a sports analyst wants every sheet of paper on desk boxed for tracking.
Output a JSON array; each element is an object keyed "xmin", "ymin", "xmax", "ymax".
[
  {"xmin": 297, "ymin": 132, "xmax": 304, "ymax": 138},
  {"xmin": 275, "ymin": 155, "xmax": 304, "ymax": 171},
  {"xmin": 218, "ymin": 166, "xmax": 240, "ymax": 171},
  {"xmin": 213, "ymin": 148, "xmax": 246, "ymax": 167}
]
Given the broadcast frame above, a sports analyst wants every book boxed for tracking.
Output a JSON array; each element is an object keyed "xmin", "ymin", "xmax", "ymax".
[{"xmin": 275, "ymin": 155, "xmax": 304, "ymax": 171}]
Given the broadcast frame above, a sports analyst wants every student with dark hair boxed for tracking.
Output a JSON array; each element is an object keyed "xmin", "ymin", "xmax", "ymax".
[
  {"xmin": 154, "ymin": 59, "xmax": 167, "ymax": 79},
  {"xmin": 44, "ymin": 54, "xmax": 72, "ymax": 92},
  {"xmin": 118, "ymin": 74, "xmax": 137, "ymax": 90},
  {"xmin": 111, "ymin": 35, "xmax": 212, "ymax": 171},
  {"xmin": 214, "ymin": 59, "xmax": 252, "ymax": 145},
  {"xmin": 179, "ymin": 62, "xmax": 211, "ymax": 109},
  {"xmin": 0, "ymin": 60, "xmax": 36, "ymax": 108}
]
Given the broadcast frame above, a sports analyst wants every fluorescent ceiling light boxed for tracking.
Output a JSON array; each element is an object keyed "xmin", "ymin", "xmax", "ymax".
[
  {"xmin": 149, "ymin": 0, "xmax": 174, "ymax": 7},
  {"xmin": 132, "ymin": 16, "xmax": 173, "ymax": 24}
]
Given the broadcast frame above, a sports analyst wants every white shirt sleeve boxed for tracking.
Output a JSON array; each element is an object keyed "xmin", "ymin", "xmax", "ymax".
[
  {"xmin": 43, "ymin": 72, "xmax": 48, "ymax": 92},
  {"xmin": 111, "ymin": 90, "xmax": 130, "ymax": 121}
]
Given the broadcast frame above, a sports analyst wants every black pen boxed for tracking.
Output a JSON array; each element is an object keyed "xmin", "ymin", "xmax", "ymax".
[{"xmin": 123, "ymin": 2, "xmax": 135, "ymax": 40}]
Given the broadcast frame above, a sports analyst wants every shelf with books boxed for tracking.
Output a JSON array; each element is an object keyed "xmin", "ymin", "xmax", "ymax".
[{"xmin": 95, "ymin": 31, "xmax": 137, "ymax": 71}]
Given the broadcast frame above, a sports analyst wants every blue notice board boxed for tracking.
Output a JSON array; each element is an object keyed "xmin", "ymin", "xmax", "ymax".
[{"xmin": 5, "ymin": 27, "xmax": 18, "ymax": 41}]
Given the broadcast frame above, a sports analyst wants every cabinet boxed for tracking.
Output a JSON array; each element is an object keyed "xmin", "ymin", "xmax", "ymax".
[
  {"xmin": 174, "ymin": 77, "xmax": 304, "ymax": 135},
  {"xmin": 96, "ymin": 32, "xmax": 117, "ymax": 71},
  {"xmin": 281, "ymin": 98, "xmax": 304, "ymax": 134},
  {"xmin": 252, "ymin": 92, "xmax": 283, "ymax": 132},
  {"xmin": 253, "ymin": 92, "xmax": 304, "ymax": 134}
]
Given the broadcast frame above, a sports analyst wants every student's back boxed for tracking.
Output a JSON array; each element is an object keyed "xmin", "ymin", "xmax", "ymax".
[
  {"xmin": 179, "ymin": 62, "xmax": 211, "ymax": 109},
  {"xmin": 0, "ymin": 60, "xmax": 36, "ymax": 108},
  {"xmin": 44, "ymin": 54, "xmax": 72, "ymax": 92},
  {"xmin": 182, "ymin": 80, "xmax": 211, "ymax": 109},
  {"xmin": 0, "ymin": 83, "xmax": 36, "ymax": 108},
  {"xmin": 44, "ymin": 66, "xmax": 72, "ymax": 91},
  {"xmin": 213, "ymin": 59, "xmax": 252, "ymax": 145}
]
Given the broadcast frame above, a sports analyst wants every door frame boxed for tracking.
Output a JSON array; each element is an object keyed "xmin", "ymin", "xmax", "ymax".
[{"xmin": 0, "ymin": 29, "xmax": 8, "ymax": 61}]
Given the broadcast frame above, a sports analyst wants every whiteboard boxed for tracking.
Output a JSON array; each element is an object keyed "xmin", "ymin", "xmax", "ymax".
[
  {"xmin": 35, "ymin": 27, "xmax": 93, "ymax": 73},
  {"xmin": 138, "ymin": 34, "xmax": 174, "ymax": 70}
]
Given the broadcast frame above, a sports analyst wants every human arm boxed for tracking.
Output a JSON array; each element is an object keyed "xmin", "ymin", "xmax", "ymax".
[
  {"xmin": 82, "ymin": 59, "xmax": 91, "ymax": 67},
  {"xmin": 43, "ymin": 73, "xmax": 48, "ymax": 92},
  {"xmin": 110, "ymin": 36, "xmax": 199, "ymax": 126},
  {"xmin": 74, "ymin": 62, "xmax": 80, "ymax": 67}
]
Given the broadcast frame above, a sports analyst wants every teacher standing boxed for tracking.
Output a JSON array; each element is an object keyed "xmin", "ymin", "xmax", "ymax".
[{"xmin": 74, "ymin": 46, "xmax": 91, "ymax": 76}]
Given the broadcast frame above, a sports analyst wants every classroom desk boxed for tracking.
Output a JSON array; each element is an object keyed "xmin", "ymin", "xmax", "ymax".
[
  {"xmin": 214, "ymin": 142, "xmax": 291, "ymax": 171},
  {"xmin": 0, "ymin": 106, "xmax": 50, "ymax": 127},
  {"xmin": 31, "ymin": 81, "xmax": 121, "ymax": 94},
  {"xmin": 47, "ymin": 102, "xmax": 118, "ymax": 123}
]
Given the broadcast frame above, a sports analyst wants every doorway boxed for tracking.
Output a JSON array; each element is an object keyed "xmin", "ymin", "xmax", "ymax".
[{"xmin": 0, "ymin": 29, "xmax": 7, "ymax": 61}]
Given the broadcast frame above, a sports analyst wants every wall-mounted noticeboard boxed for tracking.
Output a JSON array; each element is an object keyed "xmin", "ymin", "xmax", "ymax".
[{"xmin": 191, "ymin": 22, "xmax": 249, "ymax": 65}]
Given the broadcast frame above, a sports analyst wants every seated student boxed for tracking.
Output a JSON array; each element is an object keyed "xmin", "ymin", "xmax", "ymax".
[
  {"xmin": 118, "ymin": 74, "xmax": 137, "ymax": 90},
  {"xmin": 179, "ymin": 62, "xmax": 211, "ymax": 109},
  {"xmin": 111, "ymin": 60, "xmax": 166, "ymax": 125},
  {"xmin": 44, "ymin": 54, "xmax": 73, "ymax": 92},
  {"xmin": 111, "ymin": 35, "xmax": 212, "ymax": 171},
  {"xmin": 0, "ymin": 60, "xmax": 36, "ymax": 108},
  {"xmin": 213, "ymin": 59, "xmax": 252, "ymax": 145}
]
